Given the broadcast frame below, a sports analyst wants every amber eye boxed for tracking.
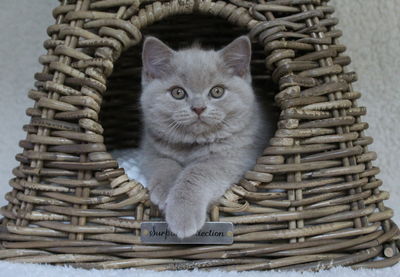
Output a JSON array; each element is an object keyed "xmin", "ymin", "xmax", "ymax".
[
  {"xmin": 209, "ymin": 86, "xmax": 225, "ymax": 98},
  {"xmin": 170, "ymin": 87, "xmax": 186, "ymax": 100}
]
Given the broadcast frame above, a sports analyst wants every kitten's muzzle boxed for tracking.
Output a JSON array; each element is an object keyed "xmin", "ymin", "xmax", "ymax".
[{"xmin": 191, "ymin": 106, "xmax": 206, "ymax": 115}]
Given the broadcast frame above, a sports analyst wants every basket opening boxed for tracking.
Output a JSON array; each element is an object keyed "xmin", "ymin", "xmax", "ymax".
[{"xmin": 100, "ymin": 14, "xmax": 279, "ymax": 152}]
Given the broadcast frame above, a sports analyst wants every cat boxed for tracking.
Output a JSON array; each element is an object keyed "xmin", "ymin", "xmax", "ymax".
[{"xmin": 138, "ymin": 35, "xmax": 269, "ymax": 238}]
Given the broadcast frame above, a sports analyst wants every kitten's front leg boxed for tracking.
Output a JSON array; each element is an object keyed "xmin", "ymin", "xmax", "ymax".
[
  {"xmin": 141, "ymin": 157, "xmax": 183, "ymax": 211},
  {"xmin": 165, "ymin": 157, "xmax": 242, "ymax": 238}
]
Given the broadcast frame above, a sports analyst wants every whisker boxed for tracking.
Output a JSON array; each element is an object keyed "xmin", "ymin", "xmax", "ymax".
[{"xmin": 165, "ymin": 121, "xmax": 184, "ymax": 144}]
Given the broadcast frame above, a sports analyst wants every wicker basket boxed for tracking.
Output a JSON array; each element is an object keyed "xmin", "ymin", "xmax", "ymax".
[{"xmin": 0, "ymin": 0, "xmax": 399, "ymax": 271}]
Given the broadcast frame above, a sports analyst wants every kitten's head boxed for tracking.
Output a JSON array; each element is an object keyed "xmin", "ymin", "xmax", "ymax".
[{"xmin": 140, "ymin": 35, "xmax": 255, "ymax": 144}]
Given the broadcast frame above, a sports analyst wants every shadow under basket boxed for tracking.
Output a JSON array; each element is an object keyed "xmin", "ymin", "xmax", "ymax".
[{"xmin": 1, "ymin": 0, "xmax": 399, "ymax": 272}]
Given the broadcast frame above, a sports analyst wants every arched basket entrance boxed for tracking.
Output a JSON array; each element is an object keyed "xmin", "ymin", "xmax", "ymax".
[{"xmin": 0, "ymin": 0, "xmax": 399, "ymax": 271}]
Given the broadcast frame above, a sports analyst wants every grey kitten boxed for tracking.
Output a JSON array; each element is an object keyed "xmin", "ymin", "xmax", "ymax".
[{"xmin": 138, "ymin": 35, "xmax": 269, "ymax": 238}]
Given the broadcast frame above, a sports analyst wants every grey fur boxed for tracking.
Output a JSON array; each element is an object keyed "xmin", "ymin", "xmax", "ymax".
[{"xmin": 138, "ymin": 36, "xmax": 269, "ymax": 238}]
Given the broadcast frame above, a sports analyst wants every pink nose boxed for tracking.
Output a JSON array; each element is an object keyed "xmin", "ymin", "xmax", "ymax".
[{"xmin": 191, "ymin": 106, "xmax": 206, "ymax": 115}]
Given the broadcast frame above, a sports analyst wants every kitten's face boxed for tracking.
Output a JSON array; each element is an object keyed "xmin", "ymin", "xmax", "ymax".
[{"xmin": 140, "ymin": 36, "xmax": 255, "ymax": 144}]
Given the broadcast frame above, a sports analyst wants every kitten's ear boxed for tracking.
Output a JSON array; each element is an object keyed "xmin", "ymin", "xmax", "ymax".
[
  {"xmin": 219, "ymin": 36, "xmax": 251, "ymax": 78},
  {"xmin": 142, "ymin": 36, "xmax": 174, "ymax": 82}
]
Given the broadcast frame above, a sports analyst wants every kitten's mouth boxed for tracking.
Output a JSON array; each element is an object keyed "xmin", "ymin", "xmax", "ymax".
[
  {"xmin": 175, "ymin": 116, "xmax": 221, "ymax": 131},
  {"xmin": 195, "ymin": 117, "xmax": 211, "ymax": 126}
]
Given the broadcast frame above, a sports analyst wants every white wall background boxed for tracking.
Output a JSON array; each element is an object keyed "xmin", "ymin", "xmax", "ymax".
[{"xmin": 0, "ymin": 0, "xmax": 399, "ymax": 222}]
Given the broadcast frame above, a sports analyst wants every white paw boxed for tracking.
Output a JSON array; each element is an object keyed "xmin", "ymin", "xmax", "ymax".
[{"xmin": 165, "ymin": 197, "xmax": 206, "ymax": 239}]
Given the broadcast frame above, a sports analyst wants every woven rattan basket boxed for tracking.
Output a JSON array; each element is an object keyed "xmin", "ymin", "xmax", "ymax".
[{"xmin": 0, "ymin": 0, "xmax": 399, "ymax": 271}]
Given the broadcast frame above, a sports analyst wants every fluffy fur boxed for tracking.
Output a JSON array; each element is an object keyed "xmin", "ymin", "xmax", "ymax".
[{"xmin": 138, "ymin": 36, "xmax": 269, "ymax": 238}]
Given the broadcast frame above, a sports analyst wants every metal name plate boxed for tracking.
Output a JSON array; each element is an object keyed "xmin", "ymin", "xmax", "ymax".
[{"xmin": 140, "ymin": 222, "xmax": 233, "ymax": 244}]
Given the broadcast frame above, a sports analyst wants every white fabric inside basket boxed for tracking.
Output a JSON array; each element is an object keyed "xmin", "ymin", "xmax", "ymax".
[{"xmin": 111, "ymin": 148, "xmax": 148, "ymax": 187}]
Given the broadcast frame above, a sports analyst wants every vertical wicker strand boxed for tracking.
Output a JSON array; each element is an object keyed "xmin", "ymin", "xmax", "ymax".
[
  {"xmin": 294, "ymin": 141, "xmax": 304, "ymax": 242},
  {"xmin": 60, "ymin": 0, "xmax": 91, "ymax": 240}
]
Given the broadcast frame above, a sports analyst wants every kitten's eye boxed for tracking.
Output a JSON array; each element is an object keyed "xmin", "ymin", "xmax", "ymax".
[
  {"xmin": 209, "ymin": 86, "xmax": 225, "ymax": 98},
  {"xmin": 170, "ymin": 87, "xmax": 186, "ymax": 100}
]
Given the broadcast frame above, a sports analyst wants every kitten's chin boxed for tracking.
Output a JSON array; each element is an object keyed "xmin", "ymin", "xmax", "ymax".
[{"xmin": 181, "ymin": 120, "xmax": 207, "ymax": 135}]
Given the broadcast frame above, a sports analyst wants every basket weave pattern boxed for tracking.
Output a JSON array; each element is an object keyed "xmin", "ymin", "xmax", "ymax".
[{"xmin": 0, "ymin": 0, "xmax": 399, "ymax": 271}]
